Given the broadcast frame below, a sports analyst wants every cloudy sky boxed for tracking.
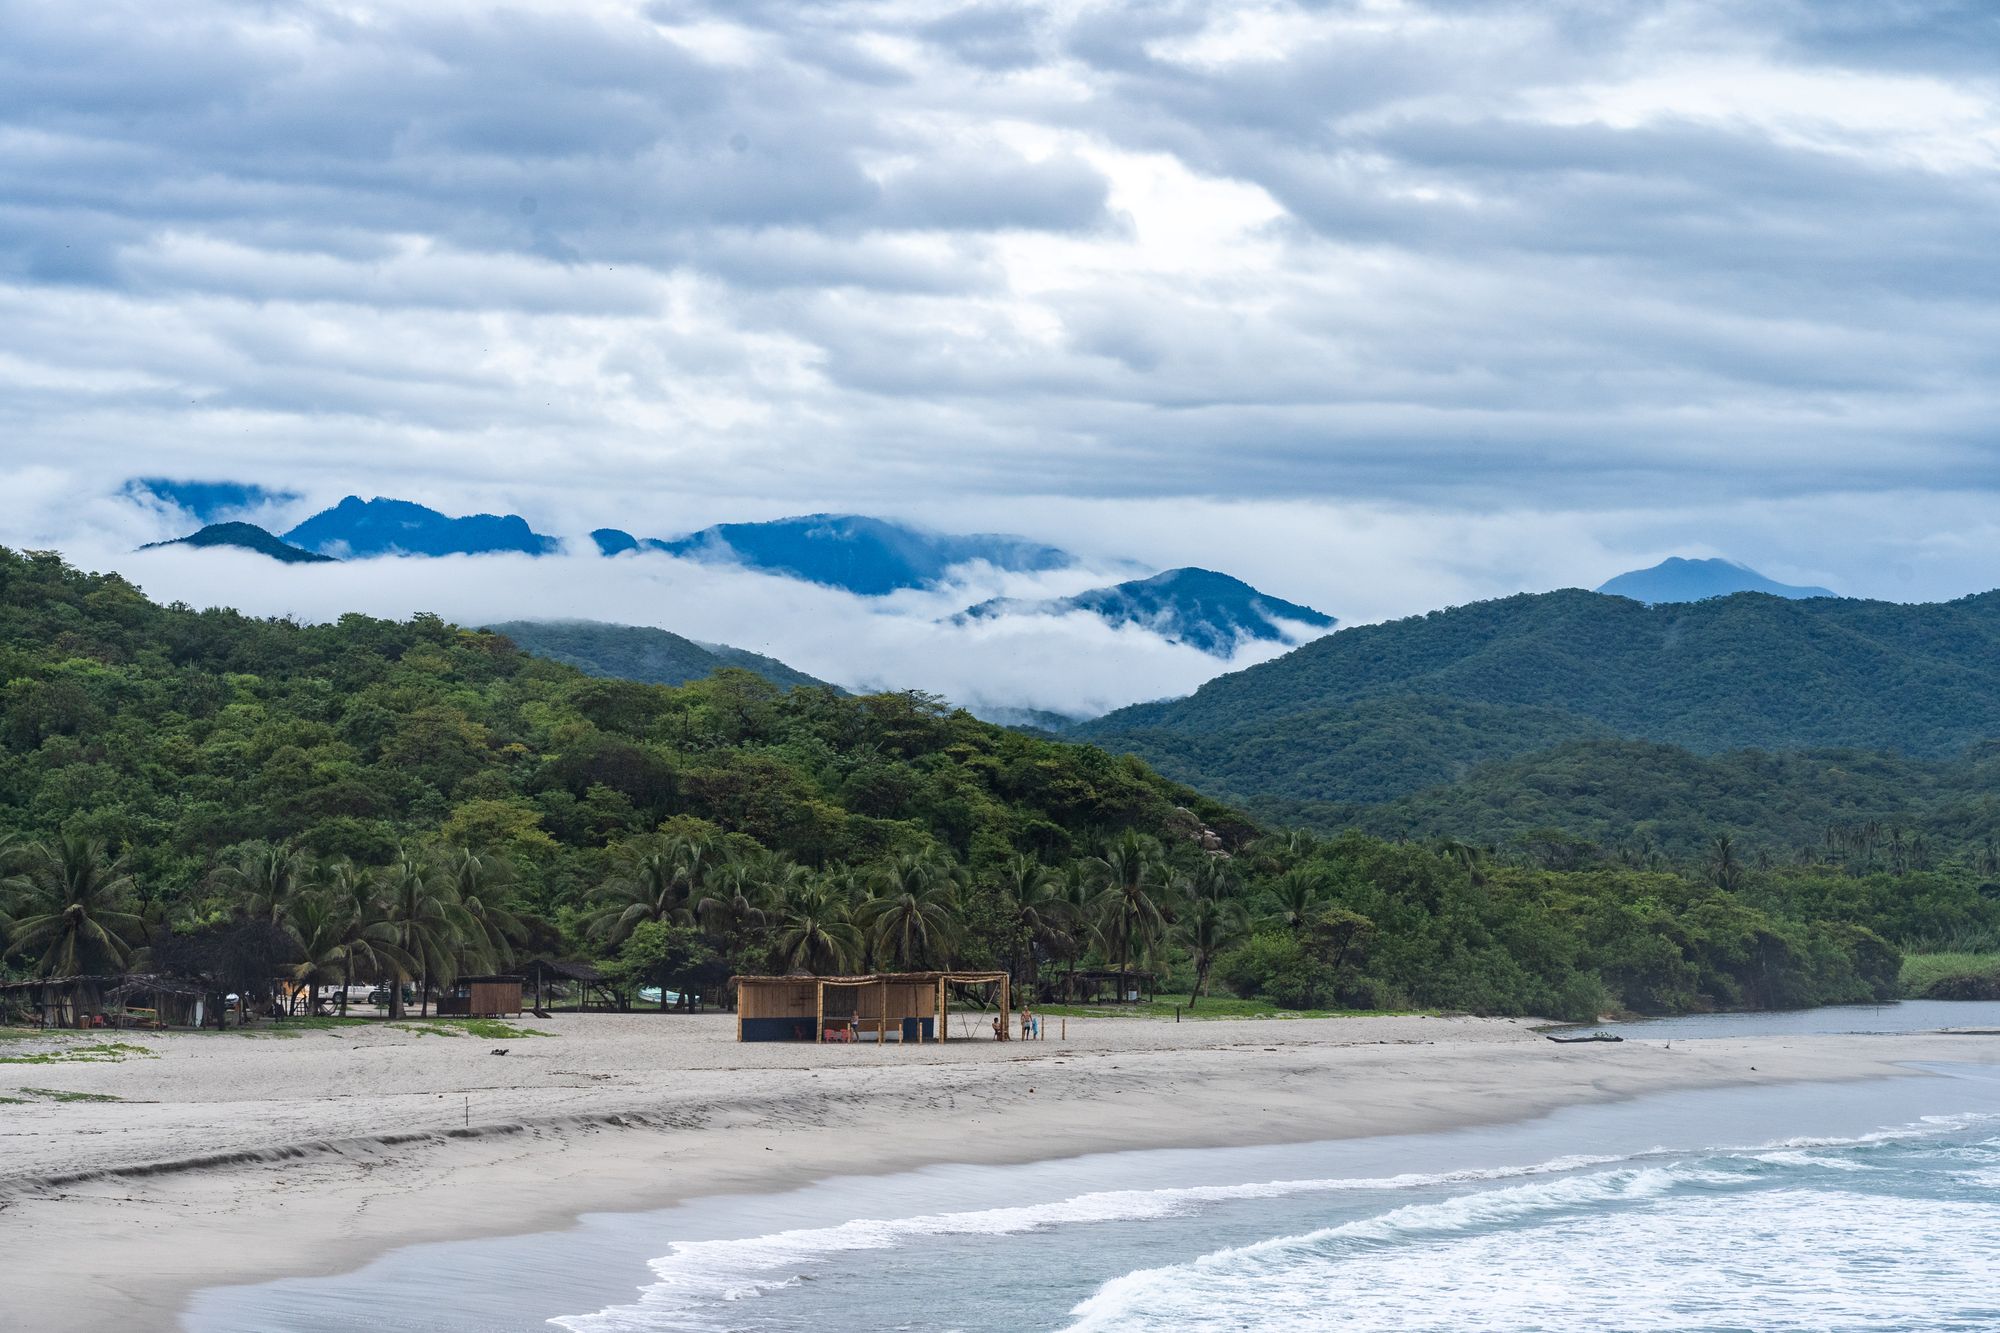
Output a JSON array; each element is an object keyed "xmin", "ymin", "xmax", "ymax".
[{"xmin": 4, "ymin": 0, "xmax": 1999, "ymax": 710}]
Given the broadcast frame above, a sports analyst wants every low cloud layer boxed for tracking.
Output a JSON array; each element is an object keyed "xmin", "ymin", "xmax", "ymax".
[{"xmin": 87, "ymin": 541, "xmax": 1278, "ymax": 720}]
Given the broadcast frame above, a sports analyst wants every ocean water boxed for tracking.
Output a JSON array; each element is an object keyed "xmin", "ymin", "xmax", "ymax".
[{"xmin": 187, "ymin": 1051, "xmax": 2000, "ymax": 1332}]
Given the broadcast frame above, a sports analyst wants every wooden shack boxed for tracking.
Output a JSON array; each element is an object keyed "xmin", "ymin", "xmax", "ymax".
[
  {"xmin": 435, "ymin": 974, "xmax": 524, "ymax": 1018},
  {"xmin": 732, "ymin": 971, "xmax": 1009, "ymax": 1043}
]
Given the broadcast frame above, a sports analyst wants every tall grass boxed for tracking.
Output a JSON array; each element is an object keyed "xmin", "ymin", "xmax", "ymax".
[{"xmin": 1900, "ymin": 952, "xmax": 2000, "ymax": 999}]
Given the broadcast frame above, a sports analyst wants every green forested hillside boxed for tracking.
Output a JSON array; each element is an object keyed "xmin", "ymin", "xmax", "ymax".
[
  {"xmin": 1083, "ymin": 588, "xmax": 2000, "ymax": 765},
  {"xmin": 2, "ymin": 549, "xmax": 1991, "ymax": 1022},
  {"xmin": 1256, "ymin": 740, "xmax": 2000, "ymax": 864},
  {"xmin": 1090, "ymin": 695, "xmax": 1615, "ymax": 806},
  {"xmin": 486, "ymin": 619, "xmax": 826, "ymax": 693},
  {"xmin": 1077, "ymin": 588, "xmax": 2000, "ymax": 857}
]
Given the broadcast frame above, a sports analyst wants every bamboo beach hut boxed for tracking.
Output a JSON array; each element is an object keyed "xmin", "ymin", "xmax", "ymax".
[{"xmin": 732, "ymin": 971, "xmax": 1009, "ymax": 1043}]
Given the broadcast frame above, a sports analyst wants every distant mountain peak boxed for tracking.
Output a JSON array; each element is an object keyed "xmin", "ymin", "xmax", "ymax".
[
  {"xmin": 961, "ymin": 566, "xmax": 1336, "ymax": 657},
  {"xmin": 282, "ymin": 496, "xmax": 560, "ymax": 558},
  {"xmin": 140, "ymin": 521, "xmax": 335, "ymax": 563},
  {"xmin": 1597, "ymin": 556, "xmax": 1835, "ymax": 605},
  {"xmin": 598, "ymin": 512, "xmax": 1074, "ymax": 596}
]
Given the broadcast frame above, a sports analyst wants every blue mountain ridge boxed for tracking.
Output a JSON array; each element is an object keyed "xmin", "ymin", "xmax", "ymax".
[
  {"xmin": 140, "ymin": 522, "xmax": 335, "ymax": 563},
  {"xmin": 959, "ymin": 567, "xmax": 1336, "ymax": 657},
  {"xmin": 592, "ymin": 513, "xmax": 1074, "ymax": 596},
  {"xmin": 1598, "ymin": 556, "xmax": 1835, "ymax": 605},
  {"xmin": 284, "ymin": 496, "xmax": 560, "ymax": 558}
]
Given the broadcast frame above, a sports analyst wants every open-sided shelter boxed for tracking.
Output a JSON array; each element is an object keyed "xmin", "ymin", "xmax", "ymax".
[
  {"xmin": 732, "ymin": 971, "xmax": 1009, "ymax": 1043},
  {"xmin": 521, "ymin": 958, "xmax": 619, "ymax": 1012}
]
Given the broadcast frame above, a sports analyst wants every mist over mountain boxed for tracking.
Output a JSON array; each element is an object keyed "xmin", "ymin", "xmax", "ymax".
[
  {"xmin": 485, "ymin": 620, "xmax": 827, "ymax": 694},
  {"xmin": 960, "ymin": 567, "xmax": 1335, "ymax": 657},
  {"xmin": 594, "ymin": 513, "xmax": 1075, "ymax": 596},
  {"xmin": 123, "ymin": 479, "xmax": 301, "ymax": 523},
  {"xmin": 284, "ymin": 496, "xmax": 560, "ymax": 558},
  {"xmin": 141, "ymin": 521, "xmax": 335, "ymax": 564},
  {"xmin": 1598, "ymin": 557, "xmax": 1835, "ymax": 604}
]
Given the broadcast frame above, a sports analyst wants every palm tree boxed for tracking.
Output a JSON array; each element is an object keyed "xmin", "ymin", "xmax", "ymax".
[
  {"xmin": 864, "ymin": 853, "xmax": 962, "ymax": 971},
  {"xmin": 1437, "ymin": 839, "xmax": 1492, "ymax": 887},
  {"xmin": 1267, "ymin": 866, "xmax": 1327, "ymax": 937},
  {"xmin": 379, "ymin": 852, "xmax": 469, "ymax": 1018},
  {"xmin": 0, "ymin": 834, "xmax": 146, "ymax": 981},
  {"xmin": 772, "ymin": 878, "xmax": 862, "ymax": 975},
  {"xmin": 1091, "ymin": 831, "xmax": 1169, "ymax": 1002},
  {"xmin": 1709, "ymin": 834, "xmax": 1744, "ymax": 893},
  {"xmin": 282, "ymin": 890, "xmax": 350, "ymax": 1018},
  {"xmin": 1053, "ymin": 861, "xmax": 1095, "ymax": 1001},
  {"xmin": 1180, "ymin": 897, "xmax": 1245, "ymax": 1010},
  {"xmin": 998, "ymin": 854, "xmax": 1063, "ymax": 994},
  {"xmin": 217, "ymin": 843, "xmax": 310, "ymax": 924},
  {"xmin": 692, "ymin": 852, "xmax": 793, "ymax": 972},
  {"xmin": 588, "ymin": 834, "xmax": 713, "ymax": 949},
  {"xmin": 318, "ymin": 860, "xmax": 413, "ymax": 1017},
  {"xmin": 1185, "ymin": 856, "xmax": 1238, "ymax": 905},
  {"xmin": 439, "ymin": 848, "xmax": 526, "ymax": 974}
]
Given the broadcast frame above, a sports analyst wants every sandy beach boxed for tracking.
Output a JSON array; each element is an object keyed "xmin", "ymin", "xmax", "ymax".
[{"xmin": 0, "ymin": 1012, "xmax": 1984, "ymax": 1331}]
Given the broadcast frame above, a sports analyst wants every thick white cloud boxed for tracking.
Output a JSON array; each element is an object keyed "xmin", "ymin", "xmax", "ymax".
[
  {"xmin": 78, "ymin": 541, "xmax": 1264, "ymax": 720},
  {"xmin": 5, "ymin": 0, "xmax": 2000, "ymax": 710}
]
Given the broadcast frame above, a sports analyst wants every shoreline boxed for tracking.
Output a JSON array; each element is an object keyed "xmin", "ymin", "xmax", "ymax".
[{"xmin": 1, "ymin": 1013, "xmax": 1987, "ymax": 1332}]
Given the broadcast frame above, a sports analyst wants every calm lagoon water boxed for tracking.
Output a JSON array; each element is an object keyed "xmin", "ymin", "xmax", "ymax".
[
  {"xmin": 186, "ymin": 1033, "xmax": 2000, "ymax": 1331},
  {"xmin": 1583, "ymin": 998, "xmax": 2000, "ymax": 1040}
]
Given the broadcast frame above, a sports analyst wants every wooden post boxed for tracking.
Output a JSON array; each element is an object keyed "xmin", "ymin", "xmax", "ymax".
[
  {"xmin": 815, "ymin": 981, "xmax": 825, "ymax": 1044},
  {"xmin": 999, "ymin": 974, "xmax": 1010, "ymax": 1041},
  {"xmin": 938, "ymin": 977, "xmax": 948, "ymax": 1044},
  {"xmin": 877, "ymin": 981, "xmax": 886, "ymax": 1045},
  {"xmin": 736, "ymin": 983, "xmax": 744, "ymax": 1043}
]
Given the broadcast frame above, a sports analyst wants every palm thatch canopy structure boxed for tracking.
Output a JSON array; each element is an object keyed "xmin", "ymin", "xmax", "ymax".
[
  {"xmin": 732, "ymin": 971, "xmax": 1010, "ymax": 1043},
  {"xmin": 520, "ymin": 958, "xmax": 617, "ymax": 1011}
]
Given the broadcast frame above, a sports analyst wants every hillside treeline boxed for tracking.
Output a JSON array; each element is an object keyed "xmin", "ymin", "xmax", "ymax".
[{"xmin": 2, "ymin": 549, "xmax": 1989, "ymax": 1022}]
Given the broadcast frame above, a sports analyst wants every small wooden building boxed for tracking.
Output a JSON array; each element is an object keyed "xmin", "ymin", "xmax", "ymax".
[
  {"xmin": 435, "ymin": 974, "xmax": 525, "ymax": 1018},
  {"xmin": 732, "ymin": 971, "xmax": 1009, "ymax": 1043}
]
